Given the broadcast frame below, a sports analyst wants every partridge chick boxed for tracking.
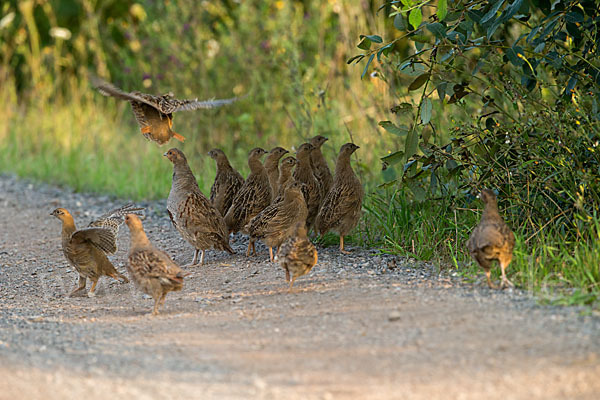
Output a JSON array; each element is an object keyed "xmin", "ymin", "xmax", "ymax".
[
  {"xmin": 124, "ymin": 214, "xmax": 188, "ymax": 315},
  {"xmin": 276, "ymin": 222, "xmax": 318, "ymax": 291},
  {"xmin": 315, "ymin": 143, "xmax": 364, "ymax": 253},
  {"xmin": 273, "ymin": 156, "xmax": 297, "ymax": 204},
  {"xmin": 466, "ymin": 189, "xmax": 515, "ymax": 289},
  {"xmin": 310, "ymin": 135, "xmax": 334, "ymax": 199},
  {"xmin": 224, "ymin": 148, "xmax": 271, "ymax": 234},
  {"xmin": 245, "ymin": 181, "xmax": 308, "ymax": 261},
  {"xmin": 293, "ymin": 143, "xmax": 321, "ymax": 230},
  {"xmin": 264, "ymin": 147, "xmax": 289, "ymax": 200},
  {"xmin": 51, "ymin": 207, "xmax": 130, "ymax": 297},
  {"xmin": 92, "ymin": 77, "xmax": 238, "ymax": 145},
  {"xmin": 208, "ymin": 149, "xmax": 244, "ymax": 217},
  {"xmin": 165, "ymin": 148, "xmax": 234, "ymax": 266}
]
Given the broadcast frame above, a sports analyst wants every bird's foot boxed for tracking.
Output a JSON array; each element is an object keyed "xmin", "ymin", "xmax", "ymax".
[
  {"xmin": 68, "ymin": 288, "xmax": 86, "ymax": 297},
  {"xmin": 87, "ymin": 290, "xmax": 96, "ymax": 298},
  {"xmin": 340, "ymin": 249, "xmax": 351, "ymax": 255},
  {"xmin": 500, "ymin": 278, "xmax": 515, "ymax": 289}
]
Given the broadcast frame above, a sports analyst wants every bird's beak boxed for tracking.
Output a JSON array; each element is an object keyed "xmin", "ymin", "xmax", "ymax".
[
  {"xmin": 324, "ymin": 137, "xmax": 329, "ymax": 142},
  {"xmin": 163, "ymin": 152, "xmax": 168, "ymax": 157}
]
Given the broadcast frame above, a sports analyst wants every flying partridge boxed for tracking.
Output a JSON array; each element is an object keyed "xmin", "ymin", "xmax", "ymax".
[{"xmin": 92, "ymin": 77, "xmax": 238, "ymax": 145}]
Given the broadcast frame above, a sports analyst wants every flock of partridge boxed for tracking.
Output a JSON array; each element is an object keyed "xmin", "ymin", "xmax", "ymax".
[{"xmin": 49, "ymin": 79, "xmax": 515, "ymax": 315}]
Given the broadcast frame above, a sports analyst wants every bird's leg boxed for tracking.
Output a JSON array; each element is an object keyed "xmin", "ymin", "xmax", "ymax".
[
  {"xmin": 87, "ymin": 279, "xmax": 99, "ymax": 298},
  {"xmin": 485, "ymin": 270, "xmax": 497, "ymax": 289},
  {"xmin": 269, "ymin": 247, "xmax": 274, "ymax": 263},
  {"xmin": 109, "ymin": 272, "xmax": 129, "ymax": 284},
  {"xmin": 200, "ymin": 250, "xmax": 205, "ymax": 265},
  {"xmin": 152, "ymin": 296, "xmax": 161, "ymax": 316},
  {"xmin": 171, "ymin": 131, "xmax": 186, "ymax": 142},
  {"xmin": 500, "ymin": 261, "xmax": 514, "ymax": 289},
  {"xmin": 340, "ymin": 236, "xmax": 351, "ymax": 254},
  {"xmin": 69, "ymin": 276, "xmax": 87, "ymax": 297},
  {"xmin": 285, "ymin": 267, "xmax": 290, "ymax": 282},
  {"xmin": 246, "ymin": 241, "xmax": 253, "ymax": 257},
  {"xmin": 190, "ymin": 249, "xmax": 200, "ymax": 266},
  {"xmin": 251, "ymin": 241, "xmax": 257, "ymax": 256},
  {"xmin": 288, "ymin": 277, "xmax": 297, "ymax": 293},
  {"xmin": 159, "ymin": 292, "xmax": 167, "ymax": 308}
]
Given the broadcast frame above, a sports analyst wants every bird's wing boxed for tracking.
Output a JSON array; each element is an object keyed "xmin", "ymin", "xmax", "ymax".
[
  {"xmin": 129, "ymin": 249, "xmax": 184, "ymax": 281},
  {"xmin": 317, "ymin": 184, "xmax": 358, "ymax": 230},
  {"xmin": 88, "ymin": 203, "xmax": 145, "ymax": 237},
  {"xmin": 71, "ymin": 227, "xmax": 117, "ymax": 255},
  {"xmin": 161, "ymin": 96, "xmax": 239, "ymax": 114},
  {"xmin": 91, "ymin": 77, "xmax": 162, "ymax": 108},
  {"xmin": 176, "ymin": 192, "xmax": 227, "ymax": 237}
]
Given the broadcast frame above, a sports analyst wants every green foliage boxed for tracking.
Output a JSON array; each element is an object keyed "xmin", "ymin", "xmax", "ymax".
[
  {"xmin": 0, "ymin": 1, "xmax": 400, "ymax": 198},
  {"xmin": 353, "ymin": 0, "xmax": 600, "ymax": 305}
]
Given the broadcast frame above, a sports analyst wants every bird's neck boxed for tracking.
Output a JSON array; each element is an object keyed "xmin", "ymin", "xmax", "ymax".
[
  {"xmin": 216, "ymin": 158, "xmax": 233, "ymax": 172},
  {"xmin": 248, "ymin": 157, "xmax": 265, "ymax": 174},
  {"xmin": 334, "ymin": 154, "xmax": 354, "ymax": 178},
  {"xmin": 172, "ymin": 162, "xmax": 199, "ymax": 190},
  {"xmin": 130, "ymin": 229, "xmax": 151, "ymax": 249},
  {"xmin": 61, "ymin": 218, "xmax": 77, "ymax": 238},
  {"xmin": 311, "ymin": 148, "xmax": 326, "ymax": 165},
  {"xmin": 279, "ymin": 167, "xmax": 292, "ymax": 182},
  {"xmin": 482, "ymin": 201, "xmax": 501, "ymax": 221}
]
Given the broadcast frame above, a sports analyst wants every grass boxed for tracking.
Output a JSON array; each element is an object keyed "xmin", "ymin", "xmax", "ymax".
[{"xmin": 361, "ymin": 188, "xmax": 600, "ymax": 308}]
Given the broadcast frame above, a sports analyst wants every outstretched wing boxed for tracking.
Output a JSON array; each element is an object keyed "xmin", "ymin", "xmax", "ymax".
[
  {"xmin": 88, "ymin": 203, "xmax": 145, "ymax": 237},
  {"xmin": 91, "ymin": 77, "xmax": 163, "ymax": 109},
  {"xmin": 71, "ymin": 227, "xmax": 117, "ymax": 255},
  {"xmin": 160, "ymin": 96, "xmax": 240, "ymax": 114}
]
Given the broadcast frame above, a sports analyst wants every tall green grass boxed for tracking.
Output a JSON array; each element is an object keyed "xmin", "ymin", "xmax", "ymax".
[{"xmin": 362, "ymin": 189, "xmax": 600, "ymax": 307}]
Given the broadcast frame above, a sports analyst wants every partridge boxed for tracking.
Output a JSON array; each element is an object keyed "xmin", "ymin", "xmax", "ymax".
[
  {"xmin": 466, "ymin": 189, "xmax": 515, "ymax": 289},
  {"xmin": 224, "ymin": 148, "xmax": 271, "ymax": 234},
  {"xmin": 276, "ymin": 222, "xmax": 318, "ymax": 290},
  {"xmin": 264, "ymin": 147, "xmax": 289, "ymax": 200},
  {"xmin": 309, "ymin": 135, "xmax": 334, "ymax": 199},
  {"xmin": 92, "ymin": 77, "xmax": 238, "ymax": 145},
  {"xmin": 165, "ymin": 148, "xmax": 234, "ymax": 266},
  {"xmin": 245, "ymin": 181, "xmax": 308, "ymax": 261},
  {"xmin": 315, "ymin": 143, "xmax": 364, "ymax": 253},
  {"xmin": 293, "ymin": 143, "xmax": 321, "ymax": 230},
  {"xmin": 208, "ymin": 148, "xmax": 244, "ymax": 217},
  {"xmin": 124, "ymin": 214, "xmax": 188, "ymax": 315},
  {"xmin": 51, "ymin": 206, "xmax": 132, "ymax": 297},
  {"xmin": 273, "ymin": 156, "xmax": 297, "ymax": 204}
]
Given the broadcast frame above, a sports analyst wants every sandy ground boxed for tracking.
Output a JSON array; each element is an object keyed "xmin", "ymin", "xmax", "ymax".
[{"xmin": 0, "ymin": 174, "xmax": 599, "ymax": 400}]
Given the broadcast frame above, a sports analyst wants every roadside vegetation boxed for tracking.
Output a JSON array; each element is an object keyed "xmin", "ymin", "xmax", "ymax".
[{"xmin": 1, "ymin": 0, "xmax": 598, "ymax": 306}]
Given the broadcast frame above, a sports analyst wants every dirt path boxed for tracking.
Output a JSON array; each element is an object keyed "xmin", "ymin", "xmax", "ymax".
[{"xmin": 0, "ymin": 174, "xmax": 599, "ymax": 400}]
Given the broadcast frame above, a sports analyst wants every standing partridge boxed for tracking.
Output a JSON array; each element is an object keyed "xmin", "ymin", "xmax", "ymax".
[
  {"xmin": 315, "ymin": 143, "xmax": 364, "ymax": 253},
  {"xmin": 208, "ymin": 148, "xmax": 244, "ymax": 217},
  {"xmin": 309, "ymin": 135, "xmax": 333, "ymax": 199},
  {"xmin": 466, "ymin": 189, "xmax": 515, "ymax": 289}
]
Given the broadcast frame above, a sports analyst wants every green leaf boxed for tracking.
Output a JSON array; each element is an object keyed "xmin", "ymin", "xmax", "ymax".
[
  {"xmin": 426, "ymin": 22, "xmax": 446, "ymax": 40},
  {"xmin": 481, "ymin": 0, "xmax": 506, "ymax": 25},
  {"xmin": 420, "ymin": 98, "xmax": 432, "ymax": 124},
  {"xmin": 357, "ymin": 37, "xmax": 371, "ymax": 50},
  {"xmin": 437, "ymin": 0, "xmax": 448, "ymax": 21},
  {"xmin": 361, "ymin": 54, "xmax": 375, "ymax": 80},
  {"xmin": 505, "ymin": 46, "xmax": 524, "ymax": 66},
  {"xmin": 408, "ymin": 73, "xmax": 430, "ymax": 91},
  {"xmin": 405, "ymin": 129, "xmax": 419, "ymax": 161},
  {"xmin": 394, "ymin": 13, "xmax": 407, "ymax": 31},
  {"xmin": 346, "ymin": 54, "xmax": 364, "ymax": 64},
  {"xmin": 409, "ymin": 8, "xmax": 422, "ymax": 29},
  {"xmin": 381, "ymin": 150, "xmax": 405, "ymax": 166},
  {"xmin": 379, "ymin": 121, "xmax": 409, "ymax": 136},
  {"xmin": 363, "ymin": 34, "xmax": 383, "ymax": 43}
]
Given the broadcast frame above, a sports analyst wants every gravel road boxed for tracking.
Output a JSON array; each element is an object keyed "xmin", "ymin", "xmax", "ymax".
[{"xmin": 0, "ymin": 173, "xmax": 599, "ymax": 399}]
